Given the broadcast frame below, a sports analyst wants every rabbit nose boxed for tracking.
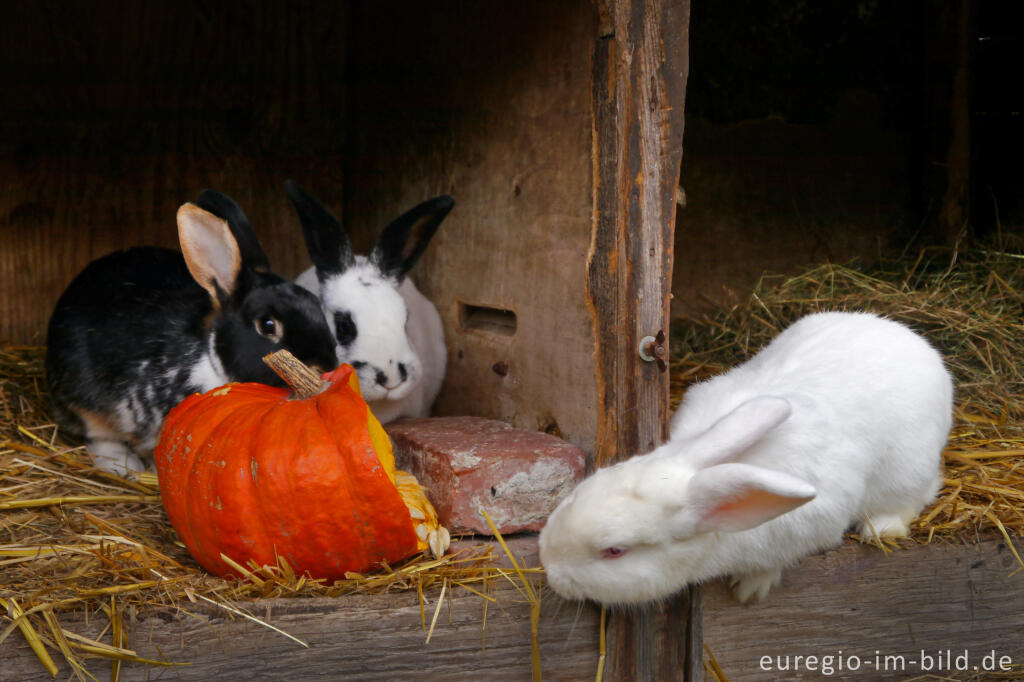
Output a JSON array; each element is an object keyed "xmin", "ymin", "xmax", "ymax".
[{"xmin": 375, "ymin": 366, "xmax": 407, "ymax": 390}]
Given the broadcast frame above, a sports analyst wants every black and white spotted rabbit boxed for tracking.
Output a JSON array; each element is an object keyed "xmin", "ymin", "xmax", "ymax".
[
  {"xmin": 46, "ymin": 190, "xmax": 338, "ymax": 475},
  {"xmin": 286, "ymin": 181, "xmax": 453, "ymax": 424}
]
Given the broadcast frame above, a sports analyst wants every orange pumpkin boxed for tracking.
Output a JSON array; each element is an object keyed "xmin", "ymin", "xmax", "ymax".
[{"xmin": 154, "ymin": 353, "xmax": 447, "ymax": 580}]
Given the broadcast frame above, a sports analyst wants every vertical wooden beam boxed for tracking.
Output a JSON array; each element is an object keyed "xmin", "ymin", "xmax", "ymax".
[
  {"xmin": 588, "ymin": 0, "xmax": 695, "ymax": 679},
  {"xmin": 606, "ymin": 588, "xmax": 702, "ymax": 682},
  {"xmin": 588, "ymin": 0, "xmax": 690, "ymax": 468}
]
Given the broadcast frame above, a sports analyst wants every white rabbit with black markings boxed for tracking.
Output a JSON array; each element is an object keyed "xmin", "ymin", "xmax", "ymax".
[
  {"xmin": 539, "ymin": 311, "xmax": 952, "ymax": 605},
  {"xmin": 287, "ymin": 181, "xmax": 453, "ymax": 424},
  {"xmin": 46, "ymin": 190, "xmax": 338, "ymax": 476}
]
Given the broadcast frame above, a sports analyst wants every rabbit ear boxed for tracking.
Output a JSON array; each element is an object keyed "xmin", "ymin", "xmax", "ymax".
[
  {"xmin": 689, "ymin": 396, "xmax": 792, "ymax": 469},
  {"xmin": 194, "ymin": 189, "xmax": 270, "ymax": 272},
  {"xmin": 370, "ymin": 195, "xmax": 454, "ymax": 280},
  {"xmin": 177, "ymin": 203, "xmax": 242, "ymax": 308},
  {"xmin": 685, "ymin": 463, "xmax": 816, "ymax": 534},
  {"xmin": 285, "ymin": 180, "xmax": 355, "ymax": 279}
]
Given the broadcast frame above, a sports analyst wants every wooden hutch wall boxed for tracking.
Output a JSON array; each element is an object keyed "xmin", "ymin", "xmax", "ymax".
[
  {"xmin": 0, "ymin": 1, "xmax": 350, "ymax": 345},
  {"xmin": 337, "ymin": 1, "xmax": 600, "ymax": 452},
  {"xmin": 2, "ymin": 2, "xmax": 697, "ymax": 680},
  {"xmin": 0, "ymin": 0, "xmax": 693, "ymax": 469},
  {"xmin": 2, "ymin": 1, "xmax": 612, "ymax": 456}
]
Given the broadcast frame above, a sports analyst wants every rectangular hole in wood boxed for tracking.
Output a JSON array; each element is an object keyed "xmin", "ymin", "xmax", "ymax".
[{"xmin": 458, "ymin": 303, "xmax": 517, "ymax": 336}]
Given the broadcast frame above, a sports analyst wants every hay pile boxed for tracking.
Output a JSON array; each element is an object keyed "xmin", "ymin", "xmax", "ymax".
[
  {"xmin": 670, "ymin": 246, "xmax": 1024, "ymax": 547},
  {"xmin": 0, "ymin": 347, "xmax": 540, "ymax": 678}
]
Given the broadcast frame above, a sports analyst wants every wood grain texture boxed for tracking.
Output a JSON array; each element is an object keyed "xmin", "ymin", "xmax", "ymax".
[
  {"xmin": 342, "ymin": 1, "xmax": 599, "ymax": 453},
  {"xmin": 3, "ymin": 574, "xmax": 603, "ymax": 681},
  {"xmin": 588, "ymin": 0, "xmax": 690, "ymax": 467},
  {"xmin": 588, "ymin": 1, "xmax": 695, "ymax": 679},
  {"xmin": 2, "ymin": 537, "xmax": 602, "ymax": 681},
  {"xmin": 9, "ymin": 536, "xmax": 1012, "ymax": 682},
  {"xmin": 702, "ymin": 538, "xmax": 1024, "ymax": 681},
  {"xmin": 593, "ymin": 2, "xmax": 696, "ymax": 675},
  {"xmin": 606, "ymin": 590, "xmax": 701, "ymax": 682},
  {"xmin": 0, "ymin": 0, "xmax": 348, "ymax": 343}
]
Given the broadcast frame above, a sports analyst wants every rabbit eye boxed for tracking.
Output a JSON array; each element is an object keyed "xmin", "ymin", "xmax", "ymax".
[
  {"xmin": 601, "ymin": 547, "xmax": 628, "ymax": 560},
  {"xmin": 254, "ymin": 315, "xmax": 283, "ymax": 343},
  {"xmin": 334, "ymin": 311, "xmax": 358, "ymax": 347}
]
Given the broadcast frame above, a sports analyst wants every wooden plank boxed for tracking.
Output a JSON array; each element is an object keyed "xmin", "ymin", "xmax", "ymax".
[
  {"xmin": 341, "ymin": 1, "xmax": 600, "ymax": 452},
  {"xmin": 703, "ymin": 538, "xmax": 1024, "ymax": 681},
  {"xmin": 0, "ymin": 0, "xmax": 348, "ymax": 344},
  {"xmin": 2, "ymin": 539, "xmax": 603, "ymax": 681},
  {"xmin": 588, "ymin": 1, "xmax": 695, "ymax": 679},
  {"xmin": 605, "ymin": 590, "xmax": 701, "ymax": 682},
  {"xmin": 588, "ymin": 0, "xmax": 690, "ymax": 467},
  {"xmin": 6, "ymin": 537, "xmax": 1021, "ymax": 681}
]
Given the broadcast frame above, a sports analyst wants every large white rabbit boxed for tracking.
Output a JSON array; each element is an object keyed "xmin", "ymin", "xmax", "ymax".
[
  {"xmin": 286, "ymin": 181, "xmax": 453, "ymax": 424},
  {"xmin": 540, "ymin": 312, "xmax": 953, "ymax": 605}
]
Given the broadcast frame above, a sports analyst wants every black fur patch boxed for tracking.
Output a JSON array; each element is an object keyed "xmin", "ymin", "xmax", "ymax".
[
  {"xmin": 46, "ymin": 247, "xmax": 338, "ymax": 454},
  {"xmin": 333, "ymin": 311, "xmax": 357, "ymax": 348}
]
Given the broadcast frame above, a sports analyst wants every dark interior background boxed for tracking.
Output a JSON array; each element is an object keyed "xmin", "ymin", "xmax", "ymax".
[{"xmin": 673, "ymin": 0, "xmax": 1023, "ymax": 314}]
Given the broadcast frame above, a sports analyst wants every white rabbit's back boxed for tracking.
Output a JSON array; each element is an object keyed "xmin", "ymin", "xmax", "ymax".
[
  {"xmin": 672, "ymin": 312, "xmax": 951, "ymax": 568},
  {"xmin": 673, "ymin": 312, "xmax": 951, "ymax": 449}
]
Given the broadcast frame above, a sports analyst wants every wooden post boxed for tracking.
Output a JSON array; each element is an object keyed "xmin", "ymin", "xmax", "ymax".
[
  {"xmin": 588, "ymin": 0, "xmax": 696, "ymax": 679},
  {"xmin": 588, "ymin": 0, "xmax": 690, "ymax": 468}
]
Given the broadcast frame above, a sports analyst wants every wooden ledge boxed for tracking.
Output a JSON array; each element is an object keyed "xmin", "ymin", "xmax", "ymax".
[
  {"xmin": 703, "ymin": 537, "xmax": 1024, "ymax": 680},
  {"xmin": 6, "ymin": 536, "xmax": 1021, "ymax": 680}
]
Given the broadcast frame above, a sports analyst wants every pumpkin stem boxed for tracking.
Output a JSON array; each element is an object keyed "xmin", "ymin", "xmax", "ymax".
[{"xmin": 263, "ymin": 350, "xmax": 327, "ymax": 399}]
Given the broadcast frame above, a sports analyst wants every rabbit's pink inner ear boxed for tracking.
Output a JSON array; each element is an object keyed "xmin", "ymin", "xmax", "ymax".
[
  {"xmin": 697, "ymin": 488, "xmax": 808, "ymax": 533},
  {"xmin": 177, "ymin": 203, "xmax": 242, "ymax": 307},
  {"xmin": 689, "ymin": 463, "xmax": 816, "ymax": 534}
]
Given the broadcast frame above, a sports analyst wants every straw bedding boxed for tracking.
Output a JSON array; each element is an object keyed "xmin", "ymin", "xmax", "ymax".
[
  {"xmin": 1, "ymin": 245, "xmax": 1021, "ymax": 678},
  {"xmin": 669, "ymin": 246, "xmax": 1024, "ymax": 548},
  {"xmin": 0, "ymin": 348, "xmax": 541, "ymax": 678}
]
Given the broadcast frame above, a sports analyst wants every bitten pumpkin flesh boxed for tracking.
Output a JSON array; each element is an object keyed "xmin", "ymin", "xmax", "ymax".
[{"xmin": 155, "ymin": 363, "xmax": 439, "ymax": 580}]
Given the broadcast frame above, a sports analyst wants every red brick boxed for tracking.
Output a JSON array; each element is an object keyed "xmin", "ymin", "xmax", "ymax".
[{"xmin": 386, "ymin": 417, "xmax": 586, "ymax": 535}]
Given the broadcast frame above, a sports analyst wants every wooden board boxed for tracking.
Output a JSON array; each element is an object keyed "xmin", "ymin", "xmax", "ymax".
[
  {"xmin": 3, "ymin": 538, "xmax": 603, "ymax": 681},
  {"xmin": 702, "ymin": 538, "xmax": 1024, "ymax": 681},
  {"xmin": 341, "ymin": 0, "xmax": 600, "ymax": 453},
  {"xmin": 589, "ymin": 1, "xmax": 695, "ymax": 679},
  {"xmin": 589, "ymin": 0, "xmax": 690, "ymax": 466},
  {"xmin": 0, "ymin": 0, "xmax": 349, "ymax": 344},
  {"xmin": 7, "ymin": 535, "xmax": 1019, "ymax": 681},
  {"xmin": 3, "ymin": 580, "xmax": 602, "ymax": 681}
]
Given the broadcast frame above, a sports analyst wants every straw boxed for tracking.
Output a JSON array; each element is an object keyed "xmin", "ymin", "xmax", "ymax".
[
  {"xmin": 0, "ymin": 344, "xmax": 541, "ymax": 677},
  {"xmin": 480, "ymin": 507, "xmax": 543, "ymax": 682},
  {"xmin": 703, "ymin": 644, "xmax": 730, "ymax": 682},
  {"xmin": 670, "ymin": 246, "xmax": 1024, "ymax": 545},
  {"xmin": 1, "ymin": 596, "xmax": 58, "ymax": 677}
]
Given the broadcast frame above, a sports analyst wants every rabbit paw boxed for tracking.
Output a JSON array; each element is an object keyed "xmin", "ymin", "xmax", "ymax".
[
  {"xmin": 730, "ymin": 569, "xmax": 782, "ymax": 603},
  {"xmin": 857, "ymin": 513, "xmax": 912, "ymax": 542},
  {"xmin": 90, "ymin": 441, "xmax": 146, "ymax": 477}
]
